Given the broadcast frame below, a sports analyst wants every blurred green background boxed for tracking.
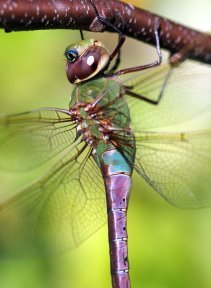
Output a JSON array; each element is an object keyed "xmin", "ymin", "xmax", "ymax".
[{"xmin": 1, "ymin": 1, "xmax": 211, "ymax": 288}]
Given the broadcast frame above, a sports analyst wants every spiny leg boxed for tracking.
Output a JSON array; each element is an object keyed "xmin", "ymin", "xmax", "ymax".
[
  {"xmin": 107, "ymin": 34, "xmax": 122, "ymax": 73},
  {"xmin": 170, "ymin": 42, "xmax": 196, "ymax": 66},
  {"xmin": 90, "ymin": 1, "xmax": 162, "ymax": 75},
  {"xmin": 80, "ymin": 30, "xmax": 84, "ymax": 40},
  {"xmin": 125, "ymin": 44, "xmax": 195, "ymax": 105},
  {"xmin": 125, "ymin": 67, "xmax": 173, "ymax": 105},
  {"xmin": 90, "ymin": 0, "xmax": 195, "ymax": 105},
  {"xmin": 90, "ymin": 0, "xmax": 126, "ymax": 61},
  {"xmin": 115, "ymin": 16, "xmax": 162, "ymax": 76}
]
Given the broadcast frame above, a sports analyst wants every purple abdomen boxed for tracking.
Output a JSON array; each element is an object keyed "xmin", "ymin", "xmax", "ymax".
[{"xmin": 99, "ymin": 148, "xmax": 133, "ymax": 288}]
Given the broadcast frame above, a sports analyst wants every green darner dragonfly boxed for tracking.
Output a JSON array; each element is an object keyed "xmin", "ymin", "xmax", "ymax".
[{"xmin": 0, "ymin": 1, "xmax": 211, "ymax": 288}]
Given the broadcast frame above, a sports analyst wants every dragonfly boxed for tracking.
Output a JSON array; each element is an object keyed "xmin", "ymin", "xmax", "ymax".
[{"xmin": 0, "ymin": 1, "xmax": 211, "ymax": 288}]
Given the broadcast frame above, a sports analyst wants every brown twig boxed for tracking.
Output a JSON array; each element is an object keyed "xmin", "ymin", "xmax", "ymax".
[{"xmin": 0, "ymin": 0, "xmax": 211, "ymax": 64}]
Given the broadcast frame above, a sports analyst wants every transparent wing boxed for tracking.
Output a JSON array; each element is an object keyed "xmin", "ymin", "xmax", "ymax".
[
  {"xmin": 134, "ymin": 129, "xmax": 211, "ymax": 208},
  {"xmin": 0, "ymin": 108, "xmax": 77, "ymax": 171},
  {"xmin": 124, "ymin": 60, "xmax": 211, "ymax": 130},
  {"xmin": 0, "ymin": 142, "xmax": 106, "ymax": 254}
]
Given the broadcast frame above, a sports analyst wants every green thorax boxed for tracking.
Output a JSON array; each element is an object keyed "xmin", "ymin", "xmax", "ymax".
[
  {"xmin": 69, "ymin": 76, "xmax": 136, "ymax": 169},
  {"xmin": 70, "ymin": 76, "xmax": 130, "ymax": 128}
]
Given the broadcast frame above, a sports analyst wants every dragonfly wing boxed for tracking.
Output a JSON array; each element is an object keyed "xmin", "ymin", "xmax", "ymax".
[
  {"xmin": 125, "ymin": 61, "xmax": 211, "ymax": 130},
  {"xmin": 0, "ymin": 143, "xmax": 106, "ymax": 254},
  {"xmin": 134, "ymin": 129, "xmax": 211, "ymax": 208},
  {"xmin": 0, "ymin": 108, "xmax": 77, "ymax": 171}
]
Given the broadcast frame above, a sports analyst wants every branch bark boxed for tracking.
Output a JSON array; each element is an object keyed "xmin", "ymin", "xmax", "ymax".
[{"xmin": 0, "ymin": 0, "xmax": 211, "ymax": 65}]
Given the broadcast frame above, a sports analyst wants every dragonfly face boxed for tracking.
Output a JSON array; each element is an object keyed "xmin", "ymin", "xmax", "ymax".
[{"xmin": 65, "ymin": 38, "xmax": 110, "ymax": 84}]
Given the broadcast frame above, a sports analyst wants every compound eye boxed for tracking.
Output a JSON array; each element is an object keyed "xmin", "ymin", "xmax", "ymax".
[{"xmin": 65, "ymin": 49, "xmax": 78, "ymax": 62}]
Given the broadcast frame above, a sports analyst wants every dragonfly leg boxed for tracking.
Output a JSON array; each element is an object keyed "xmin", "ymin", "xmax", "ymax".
[
  {"xmin": 125, "ymin": 67, "xmax": 173, "ymax": 105},
  {"xmin": 114, "ymin": 16, "xmax": 162, "ymax": 76},
  {"xmin": 90, "ymin": 1, "xmax": 162, "ymax": 76},
  {"xmin": 107, "ymin": 34, "xmax": 122, "ymax": 73},
  {"xmin": 90, "ymin": 0, "xmax": 126, "ymax": 61},
  {"xmin": 170, "ymin": 43, "xmax": 195, "ymax": 66},
  {"xmin": 125, "ymin": 41, "xmax": 197, "ymax": 105},
  {"xmin": 80, "ymin": 30, "xmax": 84, "ymax": 40}
]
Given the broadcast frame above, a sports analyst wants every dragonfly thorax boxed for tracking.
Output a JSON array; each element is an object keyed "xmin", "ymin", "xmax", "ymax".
[
  {"xmin": 65, "ymin": 39, "xmax": 110, "ymax": 84},
  {"xmin": 70, "ymin": 103, "xmax": 111, "ymax": 147},
  {"xmin": 69, "ymin": 77, "xmax": 135, "ymax": 167}
]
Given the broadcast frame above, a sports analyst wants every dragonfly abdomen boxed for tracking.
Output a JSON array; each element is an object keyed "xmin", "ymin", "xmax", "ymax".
[{"xmin": 97, "ymin": 147, "xmax": 132, "ymax": 288}]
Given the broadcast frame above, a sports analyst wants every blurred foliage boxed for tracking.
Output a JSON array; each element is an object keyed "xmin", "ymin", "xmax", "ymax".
[{"xmin": 0, "ymin": 1, "xmax": 211, "ymax": 288}]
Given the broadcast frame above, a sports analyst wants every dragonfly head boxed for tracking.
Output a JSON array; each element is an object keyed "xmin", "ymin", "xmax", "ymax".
[{"xmin": 65, "ymin": 39, "xmax": 110, "ymax": 84}]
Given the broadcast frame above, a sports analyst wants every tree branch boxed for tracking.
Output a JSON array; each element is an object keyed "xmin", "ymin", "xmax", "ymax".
[{"xmin": 0, "ymin": 0, "xmax": 211, "ymax": 65}]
